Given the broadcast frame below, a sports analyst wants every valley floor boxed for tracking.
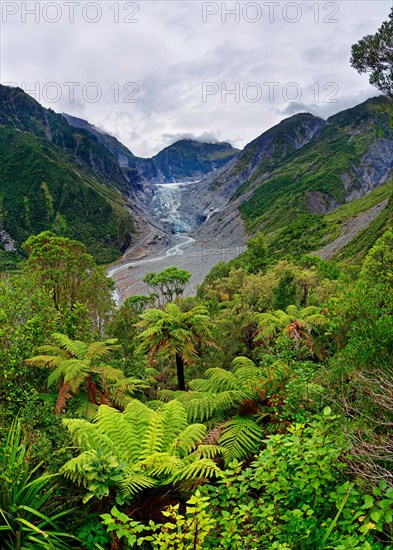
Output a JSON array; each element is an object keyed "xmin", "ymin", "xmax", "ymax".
[{"xmin": 108, "ymin": 234, "xmax": 245, "ymax": 303}]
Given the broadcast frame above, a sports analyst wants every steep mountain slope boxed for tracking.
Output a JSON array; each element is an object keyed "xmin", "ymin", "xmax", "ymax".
[
  {"xmin": 61, "ymin": 113, "xmax": 143, "ymax": 184},
  {"xmin": 63, "ymin": 113, "xmax": 239, "ymax": 184},
  {"xmin": 0, "ymin": 85, "xmax": 136, "ymax": 263},
  {"xmin": 199, "ymin": 96, "xmax": 393, "ymax": 259},
  {"xmin": 212, "ymin": 112, "xmax": 325, "ymax": 200},
  {"xmin": 147, "ymin": 139, "xmax": 239, "ymax": 183}
]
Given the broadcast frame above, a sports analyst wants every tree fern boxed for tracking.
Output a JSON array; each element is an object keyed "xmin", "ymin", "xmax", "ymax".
[
  {"xmin": 255, "ymin": 305, "xmax": 327, "ymax": 353},
  {"xmin": 136, "ymin": 302, "xmax": 217, "ymax": 390},
  {"xmin": 171, "ymin": 458, "xmax": 222, "ymax": 483},
  {"xmin": 61, "ymin": 400, "xmax": 221, "ymax": 502},
  {"xmin": 26, "ymin": 333, "xmax": 146, "ymax": 414}
]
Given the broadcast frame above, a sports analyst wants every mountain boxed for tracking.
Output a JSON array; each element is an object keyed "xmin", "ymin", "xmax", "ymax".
[
  {"xmin": 61, "ymin": 113, "xmax": 143, "ymax": 182},
  {"xmin": 63, "ymin": 114, "xmax": 239, "ymax": 183},
  {"xmin": 1, "ymin": 84, "xmax": 392, "ymax": 269},
  {"xmin": 0, "ymin": 85, "xmax": 239, "ymax": 266},
  {"xmin": 0, "ymin": 85, "xmax": 136, "ymax": 263},
  {"xmin": 197, "ymin": 96, "xmax": 393, "ymax": 261},
  {"xmin": 146, "ymin": 139, "xmax": 239, "ymax": 183}
]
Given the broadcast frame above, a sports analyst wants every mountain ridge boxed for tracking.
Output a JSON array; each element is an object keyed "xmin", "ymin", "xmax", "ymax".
[{"xmin": 1, "ymin": 85, "xmax": 392, "ymax": 267}]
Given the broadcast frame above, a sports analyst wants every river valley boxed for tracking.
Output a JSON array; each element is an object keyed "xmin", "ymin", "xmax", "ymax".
[{"xmin": 108, "ymin": 180, "xmax": 245, "ymax": 304}]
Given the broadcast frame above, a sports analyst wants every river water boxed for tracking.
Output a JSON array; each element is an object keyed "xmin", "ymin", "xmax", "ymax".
[{"xmin": 108, "ymin": 182, "xmax": 244, "ymax": 305}]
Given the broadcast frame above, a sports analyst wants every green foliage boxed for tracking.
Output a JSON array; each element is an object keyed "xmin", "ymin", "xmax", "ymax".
[
  {"xmin": 143, "ymin": 266, "xmax": 191, "ymax": 306},
  {"xmin": 23, "ymin": 231, "xmax": 114, "ymax": 322},
  {"xmin": 77, "ymin": 519, "xmax": 112, "ymax": 550},
  {"xmin": 0, "ymin": 272, "xmax": 59, "ymax": 413},
  {"xmin": 321, "ymin": 279, "xmax": 393, "ymax": 485},
  {"xmin": 245, "ymin": 232, "xmax": 268, "ymax": 274},
  {"xmin": 98, "ymin": 412, "xmax": 393, "ymax": 549},
  {"xmin": 101, "ymin": 490, "xmax": 215, "ymax": 549},
  {"xmin": 237, "ymin": 96, "xmax": 392, "ymax": 259},
  {"xmin": 0, "ymin": 124, "xmax": 134, "ymax": 262},
  {"xmin": 136, "ymin": 302, "xmax": 217, "ymax": 390},
  {"xmin": 255, "ymin": 305, "xmax": 327, "ymax": 358},
  {"xmin": 359, "ymin": 229, "xmax": 393, "ymax": 287},
  {"xmin": 25, "ymin": 332, "xmax": 146, "ymax": 415},
  {"xmin": 61, "ymin": 400, "xmax": 222, "ymax": 503},
  {"xmin": 199, "ymin": 410, "xmax": 393, "ymax": 549},
  {"xmin": 273, "ymin": 270, "xmax": 298, "ymax": 309},
  {"xmin": 0, "ymin": 420, "xmax": 74, "ymax": 549},
  {"xmin": 350, "ymin": 7, "xmax": 393, "ymax": 97}
]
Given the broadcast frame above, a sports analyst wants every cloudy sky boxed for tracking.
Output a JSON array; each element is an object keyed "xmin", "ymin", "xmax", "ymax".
[{"xmin": 1, "ymin": 0, "xmax": 391, "ymax": 157}]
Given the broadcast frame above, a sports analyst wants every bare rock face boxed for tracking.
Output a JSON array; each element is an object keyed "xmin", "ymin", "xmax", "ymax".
[
  {"xmin": 307, "ymin": 191, "xmax": 340, "ymax": 215},
  {"xmin": 343, "ymin": 139, "xmax": 393, "ymax": 202}
]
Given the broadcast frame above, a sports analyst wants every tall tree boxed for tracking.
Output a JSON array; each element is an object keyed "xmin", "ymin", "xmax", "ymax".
[
  {"xmin": 136, "ymin": 303, "xmax": 217, "ymax": 390},
  {"xmin": 23, "ymin": 231, "xmax": 114, "ymax": 331},
  {"xmin": 143, "ymin": 266, "xmax": 191, "ymax": 307},
  {"xmin": 246, "ymin": 232, "xmax": 268, "ymax": 274},
  {"xmin": 350, "ymin": 8, "xmax": 393, "ymax": 98}
]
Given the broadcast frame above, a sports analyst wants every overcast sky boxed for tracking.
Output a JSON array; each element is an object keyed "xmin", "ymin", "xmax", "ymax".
[{"xmin": 1, "ymin": 0, "xmax": 391, "ymax": 157}]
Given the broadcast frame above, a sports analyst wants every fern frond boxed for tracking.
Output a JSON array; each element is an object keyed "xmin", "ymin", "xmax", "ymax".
[
  {"xmin": 145, "ymin": 400, "xmax": 165, "ymax": 410},
  {"xmin": 95, "ymin": 405, "xmax": 141, "ymax": 463},
  {"xmin": 183, "ymin": 396, "xmax": 217, "ymax": 423},
  {"xmin": 188, "ymin": 378, "xmax": 214, "ymax": 392},
  {"xmin": 60, "ymin": 453, "xmax": 92, "ymax": 487},
  {"xmin": 76, "ymin": 397, "xmax": 99, "ymax": 421},
  {"xmin": 36, "ymin": 344, "xmax": 69, "ymax": 358},
  {"xmin": 304, "ymin": 314, "xmax": 327, "ymax": 326},
  {"xmin": 172, "ymin": 458, "xmax": 222, "ymax": 483},
  {"xmin": 219, "ymin": 417, "xmax": 263, "ymax": 464},
  {"xmin": 140, "ymin": 412, "xmax": 164, "ymax": 460},
  {"xmin": 170, "ymin": 424, "xmax": 206, "ymax": 458},
  {"xmin": 157, "ymin": 389, "xmax": 179, "ymax": 402},
  {"xmin": 161, "ymin": 400, "xmax": 188, "ymax": 451},
  {"xmin": 233, "ymin": 366, "xmax": 260, "ymax": 385},
  {"xmin": 47, "ymin": 365, "xmax": 66, "ymax": 387},
  {"xmin": 87, "ymin": 340, "xmax": 120, "ymax": 361},
  {"xmin": 120, "ymin": 471, "xmax": 156, "ymax": 496},
  {"xmin": 63, "ymin": 417, "xmax": 117, "ymax": 457},
  {"xmin": 25, "ymin": 355, "xmax": 64, "ymax": 368},
  {"xmin": 140, "ymin": 453, "xmax": 182, "ymax": 478},
  {"xmin": 230, "ymin": 356, "xmax": 257, "ymax": 371},
  {"xmin": 285, "ymin": 305, "xmax": 300, "ymax": 317},
  {"xmin": 98, "ymin": 364, "xmax": 126, "ymax": 382},
  {"xmin": 204, "ymin": 368, "xmax": 239, "ymax": 391},
  {"xmin": 50, "ymin": 333, "xmax": 87, "ymax": 358},
  {"xmin": 215, "ymin": 390, "xmax": 246, "ymax": 412},
  {"xmin": 190, "ymin": 444, "xmax": 224, "ymax": 459},
  {"xmin": 63, "ymin": 359, "xmax": 90, "ymax": 391}
]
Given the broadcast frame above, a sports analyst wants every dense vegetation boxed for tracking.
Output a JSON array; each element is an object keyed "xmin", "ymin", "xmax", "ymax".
[
  {"xmin": 0, "ymin": 85, "xmax": 135, "ymax": 263},
  {"xmin": 1, "ymin": 224, "xmax": 393, "ymax": 549},
  {"xmin": 1, "ymin": 10, "xmax": 392, "ymax": 549}
]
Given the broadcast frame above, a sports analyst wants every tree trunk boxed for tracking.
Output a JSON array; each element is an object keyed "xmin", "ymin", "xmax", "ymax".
[
  {"xmin": 302, "ymin": 283, "xmax": 309, "ymax": 308},
  {"xmin": 175, "ymin": 353, "xmax": 186, "ymax": 391}
]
